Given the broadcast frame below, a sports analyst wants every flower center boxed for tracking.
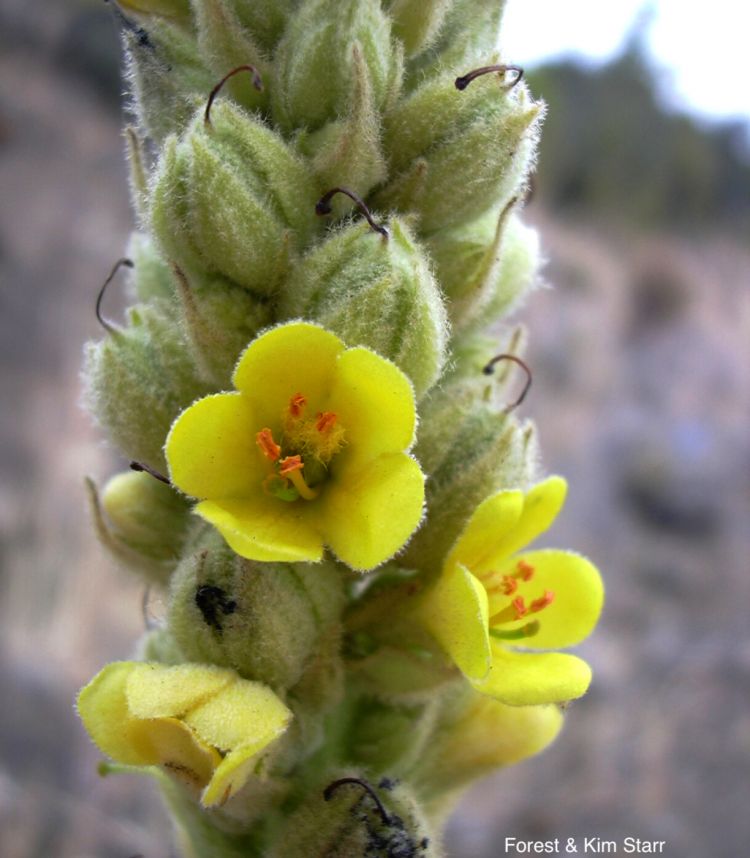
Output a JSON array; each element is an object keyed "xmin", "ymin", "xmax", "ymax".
[
  {"xmin": 255, "ymin": 393, "xmax": 346, "ymax": 502},
  {"xmin": 480, "ymin": 560, "xmax": 555, "ymax": 641}
]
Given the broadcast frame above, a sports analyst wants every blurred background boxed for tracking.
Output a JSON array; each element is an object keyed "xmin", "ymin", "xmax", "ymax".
[{"xmin": 1, "ymin": 1, "xmax": 748, "ymax": 856}]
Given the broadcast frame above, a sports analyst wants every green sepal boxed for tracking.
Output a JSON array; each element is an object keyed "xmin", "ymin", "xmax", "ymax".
[
  {"xmin": 386, "ymin": 0, "xmax": 454, "ymax": 59},
  {"xmin": 192, "ymin": 0, "xmax": 269, "ymax": 114},
  {"xmin": 426, "ymin": 201, "xmax": 541, "ymax": 331},
  {"xmin": 124, "ymin": 18, "xmax": 214, "ymax": 145},
  {"xmin": 83, "ymin": 304, "xmax": 213, "ymax": 472},
  {"xmin": 171, "ymin": 265, "xmax": 271, "ymax": 386},
  {"xmin": 279, "ymin": 217, "xmax": 448, "ymax": 398},
  {"xmin": 404, "ymin": 0, "xmax": 507, "ymax": 88}
]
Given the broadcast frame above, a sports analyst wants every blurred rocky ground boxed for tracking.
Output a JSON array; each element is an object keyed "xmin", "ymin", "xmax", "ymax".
[{"xmin": 1, "ymin": 3, "xmax": 749, "ymax": 857}]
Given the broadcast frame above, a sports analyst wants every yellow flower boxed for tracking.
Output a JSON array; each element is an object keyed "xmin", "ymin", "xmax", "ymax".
[
  {"xmin": 77, "ymin": 661, "xmax": 291, "ymax": 808},
  {"xmin": 416, "ymin": 477, "xmax": 604, "ymax": 705},
  {"xmin": 166, "ymin": 322, "xmax": 425, "ymax": 571}
]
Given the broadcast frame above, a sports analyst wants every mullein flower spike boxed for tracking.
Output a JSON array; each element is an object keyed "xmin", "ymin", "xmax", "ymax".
[{"xmin": 75, "ymin": 1, "xmax": 604, "ymax": 853}]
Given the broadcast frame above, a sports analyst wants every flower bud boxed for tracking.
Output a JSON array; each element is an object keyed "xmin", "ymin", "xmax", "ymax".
[
  {"xmin": 297, "ymin": 44, "xmax": 388, "ymax": 210},
  {"xmin": 426, "ymin": 204, "xmax": 542, "ymax": 330},
  {"xmin": 167, "ymin": 530, "xmax": 346, "ymax": 694},
  {"xmin": 83, "ymin": 305, "xmax": 212, "ymax": 472},
  {"xmin": 403, "ymin": 378, "xmax": 538, "ymax": 571},
  {"xmin": 271, "ymin": 0, "xmax": 400, "ymax": 133},
  {"xmin": 375, "ymin": 69, "xmax": 542, "ymax": 232},
  {"xmin": 124, "ymin": 19, "xmax": 214, "ymax": 145},
  {"xmin": 386, "ymin": 0, "xmax": 454, "ymax": 59},
  {"xmin": 268, "ymin": 773, "xmax": 436, "ymax": 858},
  {"xmin": 150, "ymin": 103, "xmax": 320, "ymax": 294},
  {"xmin": 92, "ymin": 470, "xmax": 190, "ymax": 582},
  {"xmin": 279, "ymin": 217, "xmax": 448, "ymax": 398}
]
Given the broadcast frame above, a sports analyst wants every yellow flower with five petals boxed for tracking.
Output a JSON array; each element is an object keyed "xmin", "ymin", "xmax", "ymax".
[
  {"xmin": 165, "ymin": 322, "xmax": 425, "ymax": 571},
  {"xmin": 416, "ymin": 477, "xmax": 603, "ymax": 705},
  {"xmin": 77, "ymin": 661, "xmax": 291, "ymax": 807}
]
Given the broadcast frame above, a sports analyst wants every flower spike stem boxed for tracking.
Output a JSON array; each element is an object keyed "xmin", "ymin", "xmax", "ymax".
[
  {"xmin": 323, "ymin": 777, "xmax": 392, "ymax": 826},
  {"xmin": 482, "ymin": 353, "xmax": 533, "ymax": 411},
  {"xmin": 315, "ymin": 187, "xmax": 389, "ymax": 238},
  {"xmin": 455, "ymin": 64, "xmax": 524, "ymax": 91},
  {"xmin": 129, "ymin": 460, "xmax": 171, "ymax": 485},
  {"xmin": 204, "ymin": 65, "xmax": 264, "ymax": 126},
  {"xmin": 95, "ymin": 258, "xmax": 133, "ymax": 333}
]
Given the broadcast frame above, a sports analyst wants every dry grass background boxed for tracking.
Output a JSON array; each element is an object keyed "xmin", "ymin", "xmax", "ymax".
[{"xmin": 1, "ymin": 4, "xmax": 748, "ymax": 857}]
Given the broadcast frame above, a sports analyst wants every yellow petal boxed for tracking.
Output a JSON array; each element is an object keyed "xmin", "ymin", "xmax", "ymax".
[
  {"xmin": 232, "ymin": 323, "xmax": 344, "ymax": 429},
  {"xmin": 125, "ymin": 663, "xmax": 236, "ymax": 719},
  {"xmin": 166, "ymin": 393, "xmax": 262, "ymax": 500},
  {"xmin": 473, "ymin": 642, "xmax": 592, "ymax": 705},
  {"xmin": 322, "ymin": 453, "xmax": 425, "ymax": 570},
  {"xmin": 416, "ymin": 563, "xmax": 491, "ymax": 681},
  {"xmin": 446, "ymin": 489, "xmax": 524, "ymax": 571},
  {"xmin": 201, "ymin": 743, "xmax": 266, "ymax": 807},
  {"xmin": 183, "ymin": 679, "xmax": 292, "ymax": 752},
  {"xmin": 196, "ymin": 497, "xmax": 324, "ymax": 563},
  {"xmin": 189, "ymin": 681, "xmax": 292, "ymax": 808},
  {"xmin": 327, "ymin": 346, "xmax": 416, "ymax": 471},
  {"xmin": 443, "ymin": 696, "xmax": 564, "ymax": 770},
  {"xmin": 478, "ymin": 476, "xmax": 568, "ymax": 571},
  {"xmin": 127, "ymin": 716, "xmax": 221, "ymax": 789},
  {"xmin": 488, "ymin": 549, "xmax": 604, "ymax": 649},
  {"xmin": 77, "ymin": 662, "xmax": 150, "ymax": 765}
]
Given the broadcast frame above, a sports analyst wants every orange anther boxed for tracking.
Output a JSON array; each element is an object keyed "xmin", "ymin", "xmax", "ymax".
[
  {"xmin": 530, "ymin": 590, "xmax": 555, "ymax": 613},
  {"xmin": 288, "ymin": 392, "xmax": 307, "ymax": 418},
  {"xmin": 256, "ymin": 428, "xmax": 280, "ymax": 461},
  {"xmin": 279, "ymin": 455, "xmax": 304, "ymax": 476},
  {"xmin": 316, "ymin": 411, "xmax": 338, "ymax": 433},
  {"xmin": 516, "ymin": 560, "xmax": 535, "ymax": 581},
  {"xmin": 501, "ymin": 575, "xmax": 518, "ymax": 596},
  {"xmin": 512, "ymin": 596, "xmax": 528, "ymax": 619}
]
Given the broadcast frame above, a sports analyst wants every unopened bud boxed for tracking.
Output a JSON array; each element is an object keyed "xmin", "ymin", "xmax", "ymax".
[
  {"xmin": 269, "ymin": 773, "xmax": 435, "ymax": 858},
  {"xmin": 83, "ymin": 305, "xmax": 212, "ymax": 472},
  {"xmin": 167, "ymin": 530, "xmax": 346, "ymax": 694},
  {"xmin": 271, "ymin": 0, "xmax": 399, "ymax": 133},
  {"xmin": 150, "ymin": 103, "xmax": 320, "ymax": 294},
  {"xmin": 375, "ymin": 67, "xmax": 542, "ymax": 232},
  {"xmin": 427, "ymin": 203, "xmax": 542, "ymax": 330},
  {"xmin": 280, "ymin": 217, "xmax": 448, "ymax": 398}
]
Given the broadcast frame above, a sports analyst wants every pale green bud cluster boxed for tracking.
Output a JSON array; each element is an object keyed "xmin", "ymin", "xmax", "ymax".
[{"xmin": 79, "ymin": 1, "xmax": 551, "ymax": 855}]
